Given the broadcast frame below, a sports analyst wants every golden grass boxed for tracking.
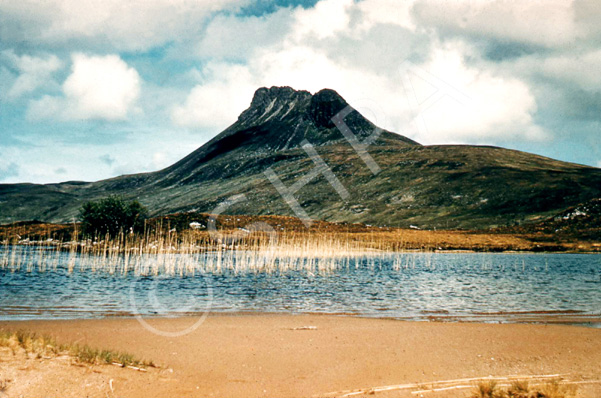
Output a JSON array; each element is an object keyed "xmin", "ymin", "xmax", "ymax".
[
  {"xmin": 0, "ymin": 224, "xmax": 423, "ymax": 276},
  {"xmin": 0, "ymin": 329, "xmax": 154, "ymax": 368},
  {"xmin": 471, "ymin": 380, "xmax": 504, "ymax": 398}
]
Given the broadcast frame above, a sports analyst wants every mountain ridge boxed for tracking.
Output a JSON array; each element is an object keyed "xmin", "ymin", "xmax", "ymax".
[{"xmin": 1, "ymin": 86, "xmax": 601, "ymax": 229}]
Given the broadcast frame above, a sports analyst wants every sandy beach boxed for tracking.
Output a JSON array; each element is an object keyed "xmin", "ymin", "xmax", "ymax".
[{"xmin": 1, "ymin": 315, "xmax": 600, "ymax": 397}]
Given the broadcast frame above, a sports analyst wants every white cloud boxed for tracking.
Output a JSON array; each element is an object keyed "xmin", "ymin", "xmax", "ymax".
[
  {"xmin": 356, "ymin": 0, "xmax": 416, "ymax": 31},
  {"xmin": 152, "ymin": 152, "xmax": 168, "ymax": 169},
  {"xmin": 573, "ymin": 0, "xmax": 601, "ymax": 42},
  {"xmin": 171, "ymin": 63, "xmax": 257, "ymax": 130},
  {"xmin": 253, "ymin": 45, "xmax": 355, "ymax": 91},
  {"xmin": 28, "ymin": 54, "xmax": 141, "ymax": 121},
  {"xmin": 196, "ymin": 9, "xmax": 293, "ymax": 60},
  {"xmin": 0, "ymin": 0, "xmax": 248, "ymax": 51},
  {"xmin": 0, "ymin": 65, "xmax": 17, "ymax": 102},
  {"xmin": 173, "ymin": 4, "xmax": 546, "ymax": 146},
  {"xmin": 292, "ymin": 0, "xmax": 353, "ymax": 40},
  {"xmin": 173, "ymin": 0, "xmax": 413, "ymax": 131},
  {"xmin": 538, "ymin": 49, "xmax": 601, "ymax": 91},
  {"xmin": 404, "ymin": 46, "xmax": 547, "ymax": 144},
  {"xmin": 27, "ymin": 95, "xmax": 62, "ymax": 120},
  {"xmin": 62, "ymin": 54, "xmax": 140, "ymax": 120},
  {"xmin": 412, "ymin": 0, "xmax": 577, "ymax": 48},
  {"xmin": 1, "ymin": 50, "xmax": 62, "ymax": 99}
]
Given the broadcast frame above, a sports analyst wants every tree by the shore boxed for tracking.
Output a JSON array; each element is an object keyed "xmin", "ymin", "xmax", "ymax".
[{"xmin": 79, "ymin": 196, "xmax": 147, "ymax": 238}]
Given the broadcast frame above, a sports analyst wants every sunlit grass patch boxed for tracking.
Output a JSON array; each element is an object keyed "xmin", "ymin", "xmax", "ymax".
[{"xmin": 0, "ymin": 329, "xmax": 154, "ymax": 368}]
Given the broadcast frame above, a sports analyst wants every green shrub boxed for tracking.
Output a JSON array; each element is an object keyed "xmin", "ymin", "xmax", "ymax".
[{"xmin": 79, "ymin": 196, "xmax": 147, "ymax": 238}]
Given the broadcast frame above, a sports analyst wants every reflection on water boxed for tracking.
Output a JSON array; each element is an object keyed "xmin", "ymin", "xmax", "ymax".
[{"xmin": 1, "ymin": 248, "xmax": 600, "ymax": 325}]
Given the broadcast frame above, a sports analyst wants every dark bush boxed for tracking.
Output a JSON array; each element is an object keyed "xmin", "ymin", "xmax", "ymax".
[{"xmin": 79, "ymin": 196, "xmax": 147, "ymax": 238}]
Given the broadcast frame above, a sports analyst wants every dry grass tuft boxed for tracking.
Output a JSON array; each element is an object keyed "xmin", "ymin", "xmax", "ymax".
[
  {"xmin": 536, "ymin": 379, "xmax": 577, "ymax": 398},
  {"xmin": 472, "ymin": 379, "xmax": 577, "ymax": 398},
  {"xmin": 506, "ymin": 380, "xmax": 530, "ymax": 397},
  {"xmin": 0, "ymin": 330, "xmax": 154, "ymax": 368},
  {"xmin": 471, "ymin": 380, "xmax": 505, "ymax": 398}
]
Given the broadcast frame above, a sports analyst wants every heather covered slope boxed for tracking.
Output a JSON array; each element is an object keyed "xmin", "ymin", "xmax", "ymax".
[{"xmin": 1, "ymin": 86, "xmax": 601, "ymax": 229}]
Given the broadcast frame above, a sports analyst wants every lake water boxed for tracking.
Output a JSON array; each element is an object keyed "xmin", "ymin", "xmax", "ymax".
[{"xmin": 1, "ymin": 248, "xmax": 600, "ymax": 325}]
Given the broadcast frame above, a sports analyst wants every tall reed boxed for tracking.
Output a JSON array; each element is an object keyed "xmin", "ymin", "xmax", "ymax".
[{"xmin": 0, "ymin": 224, "xmax": 415, "ymax": 276}]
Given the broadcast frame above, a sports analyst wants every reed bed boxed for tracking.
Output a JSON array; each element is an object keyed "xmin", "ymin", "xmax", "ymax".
[{"xmin": 0, "ymin": 226, "xmax": 422, "ymax": 276}]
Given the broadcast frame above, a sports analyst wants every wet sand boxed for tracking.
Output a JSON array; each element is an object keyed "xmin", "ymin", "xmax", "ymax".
[{"xmin": 1, "ymin": 314, "xmax": 601, "ymax": 397}]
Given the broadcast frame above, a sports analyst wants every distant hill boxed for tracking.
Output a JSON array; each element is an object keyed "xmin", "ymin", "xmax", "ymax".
[{"xmin": 2, "ymin": 86, "xmax": 601, "ymax": 229}]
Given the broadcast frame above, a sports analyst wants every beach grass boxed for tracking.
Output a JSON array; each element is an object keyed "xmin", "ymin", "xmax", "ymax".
[
  {"xmin": 471, "ymin": 378, "xmax": 577, "ymax": 398},
  {"xmin": 0, "ymin": 329, "xmax": 153, "ymax": 368}
]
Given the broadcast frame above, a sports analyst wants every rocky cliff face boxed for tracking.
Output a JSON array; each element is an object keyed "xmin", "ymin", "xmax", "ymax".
[
  {"xmin": 1, "ymin": 86, "xmax": 601, "ymax": 229},
  {"xmin": 180, "ymin": 86, "xmax": 416, "ymax": 159}
]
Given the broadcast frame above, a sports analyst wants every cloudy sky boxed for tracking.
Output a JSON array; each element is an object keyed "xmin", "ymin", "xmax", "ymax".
[{"xmin": 1, "ymin": 0, "xmax": 600, "ymax": 184}]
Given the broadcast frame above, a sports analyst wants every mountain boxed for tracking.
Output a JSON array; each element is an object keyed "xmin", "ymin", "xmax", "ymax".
[{"xmin": 2, "ymin": 86, "xmax": 601, "ymax": 229}]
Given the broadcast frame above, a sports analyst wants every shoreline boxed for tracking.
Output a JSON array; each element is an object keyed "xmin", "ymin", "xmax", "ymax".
[
  {"xmin": 2, "ymin": 311, "xmax": 601, "ymax": 328},
  {"xmin": 2, "ymin": 309, "xmax": 601, "ymax": 329},
  {"xmin": 1, "ymin": 314, "xmax": 601, "ymax": 397}
]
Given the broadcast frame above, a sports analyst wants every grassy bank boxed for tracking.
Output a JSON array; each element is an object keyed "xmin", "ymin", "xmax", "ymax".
[{"xmin": 0, "ymin": 329, "xmax": 153, "ymax": 368}]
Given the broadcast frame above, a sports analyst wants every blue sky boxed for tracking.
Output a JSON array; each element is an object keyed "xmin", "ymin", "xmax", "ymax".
[{"xmin": 1, "ymin": 0, "xmax": 600, "ymax": 184}]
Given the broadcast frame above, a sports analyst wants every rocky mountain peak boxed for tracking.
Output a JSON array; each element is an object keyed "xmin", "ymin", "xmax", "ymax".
[
  {"xmin": 238, "ymin": 86, "xmax": 350, "ymax": 128},
  {"xmin": 249, "ymin": 86, "xmax": 311, "ymax": 109},
  {"xmin": 230, "ymin": 86, "xmax": 380, "ymax": 150},
  {"xmin": 169, "ymin": 86, "xmax": 419, "ymax": 174},
  {"xmin": 238, "ymin": 86, "xmax": 312, "ymax": 126},
  {"xmin": 309, "ymin": 88, "xmax": 349, "ymax": 129}
]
